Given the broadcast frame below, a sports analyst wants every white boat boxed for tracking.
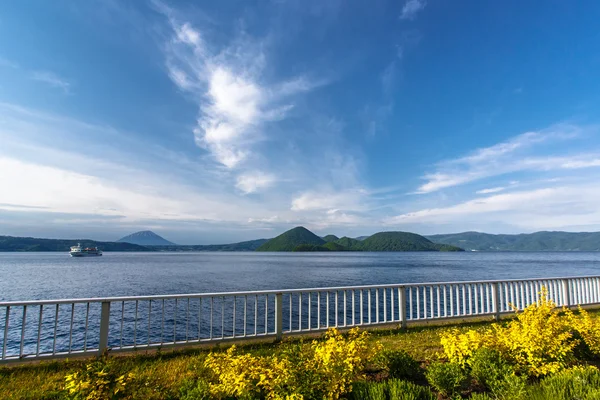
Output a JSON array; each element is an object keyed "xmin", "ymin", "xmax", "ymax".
[{"xmin": 70, "ymin": 243, "xmax": 102, "ymax": 257}]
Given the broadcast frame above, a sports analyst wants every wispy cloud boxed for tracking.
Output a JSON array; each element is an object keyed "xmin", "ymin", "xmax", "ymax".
[
  {"xmin": 0, "ymin": 57, "xmax": 18, "ymax": 69},
  {"xmin": 160, "ymin": 10, "xmax": 320, "ymax": 173},
  {"xmin": 415, "ymin": 124, "xmax": 596, "ymax": 194},
  {"xmin": 400, "ymin": 0, "xmax": 426, "ymax": 20},
  {"xmin": 476, "ymin": 187, "xmax": 506, "ymax": 194},
  {"xmin": 30, "ymin": 71, "xmax": 71, "ymax": 93},
  {"xmin": 236, "ymin": 171, "xmax": 276, "ymax": 194}
]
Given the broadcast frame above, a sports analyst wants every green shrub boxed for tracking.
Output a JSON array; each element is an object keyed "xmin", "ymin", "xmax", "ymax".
[
  {"xmin": 383, "ymin": 350, "xmax": 422, "ymax": 381},
  {"xmin": 64, "ymin": 357, "xmax": 135, "ymax": 400},
  {"xmin": 469, "ymin": 394, "xmax": 493, "ymax": 399},
  {"xmin": 425, "ymin": 362, "xmax": 468, "ymax": 398},
  {"xmin": 468, "ymin": 348, "xmax": 526, "ymax": 399},
  {"xmin": 350, "ymin": 379, "xmax": 434, "ymax": 400},
  {"xmin": 178, "ymin": 378, "xmax": 211, "ymax": 400},
  {"xmin": 526, "ymin": 366, "xmax": 600, "ymax": 400},
  {"xmin": 387, "ymin": 379, "xmax": 435, "ymax": 400}
]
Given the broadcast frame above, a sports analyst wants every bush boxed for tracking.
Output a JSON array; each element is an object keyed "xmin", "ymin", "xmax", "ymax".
[
  {"xmin": 425, "ymin": 362, "xmax": 468, "ymax": 398},
  {"xmin": 382, "ymin": 350, "xmax": 422, "ymax": 381},
  {"xmin": 526, "ymin": 366, "xmax": 600, "ymax": 400},
  {"xmin": 178, "ymin": 378, "xmax": 211, "ymax": 400},
  {"xmin": 468, "ymin": 348, "xmax": 526, "ymax": 399},
  {"xmin": 64, "ymin": 357, "xmax": 135, "ymax": 400},
  {"xmin": 441, "ymin": 287, "xmax": 579, "ymax": 377},
  {"xmin": 350, "ymin": 379, "xmax": 434, "ymax": 400},
  {"xmin": 203, "ymin": 327, "xmax": 380, "ymax": 400}
]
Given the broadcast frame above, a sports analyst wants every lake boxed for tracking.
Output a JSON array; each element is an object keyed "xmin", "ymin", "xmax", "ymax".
[{"xmin": 2, "ymin": 251, "xmax": 600, "ymax": 302}]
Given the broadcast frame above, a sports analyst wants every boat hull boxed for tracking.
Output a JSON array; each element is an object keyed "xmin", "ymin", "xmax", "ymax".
[{"xmin": 70, "ymin": 252, "xmax": 102, "ymax": 257}]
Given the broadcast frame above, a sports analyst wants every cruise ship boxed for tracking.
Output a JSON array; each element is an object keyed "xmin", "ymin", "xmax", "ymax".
[{"xmin": 70, "ymin": 243, "xmax": 102, "ymax": 257}]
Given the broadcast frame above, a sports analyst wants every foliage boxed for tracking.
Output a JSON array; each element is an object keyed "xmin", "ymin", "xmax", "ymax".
[
  {"xmin": 322, "ymin": 235, "xmax": 340, "ymax": 243},
  {"xmin": 256, "ymin": 227, "xmax": 326, "ymax": 251},
  {"xmin": 64, "ymin": 358, "xmax": 135, "ymax": 400},
  {"xmin": 203, "ymin": 328, "xmax": 379, "ymax": 400},
  {"xmin": 425, "ymin": 362, "xmax": 468, "ymax": 397},
  {"xmin": 334, "ymin": 237, "xmax": 364, "ymax": 250},
  {"xmin": 350, "ymin": 379, "xmax": 434, "ymax": 400},
  {"xmin": 381, "ymin": 350, "xmax": 422, "ymax": 381},
  {"xmin": 565, "ymin": 306, "xmax": 600, "ymax": 357},
  {"xmin": 293, "ymin": 244, "xmax": 330, "ymax": 252},
  {"xmin": 360, "ymin": 231, "xmax": 463, "ymax": 252},
  {"xmin": 468, "ymin": 348, "xmax": 526, "ymax": 399},
  {"xmin": 178, "ymin": 378, "xmax": 211, "ymax": 400},
  {"xmin": 322, "ymin": 242, "xmax": 348, "ymax": 251},
  {"xmin": 526, "ymin": 366, "xmax": 600, "ymax": 400},
  {"xmin": 441, "ymin": 288, "xmax": 578, "ymax": 377}
]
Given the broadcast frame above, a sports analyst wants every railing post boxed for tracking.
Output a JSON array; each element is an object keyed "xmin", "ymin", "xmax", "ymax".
[
  {"xmin": 492, "ymin": 283, "xmax": 500, "ymax": 321},
  {"xmin": 562, "ymin": 279, "xmax": 571, "ymax": 308},
  {"xmin": 275, "ymin": 293, "xmax": 283, "ymax": 342},
  {"xmin": 399, "ymin": 286, "xmax": 407, "ymax": 330},
  {"xmin": 98, "ymin": 301, "xmax": 111, "ymax": 355}
]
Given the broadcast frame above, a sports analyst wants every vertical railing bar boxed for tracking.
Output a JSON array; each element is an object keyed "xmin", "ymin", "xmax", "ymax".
[
  {"xmin": 462, "ymin": 285, "xmax": 467, "ymax": 315},
  {"xmin": 84, "ymin": 302, "xmax": 90, "ymax": 351},
  {"xmin": 308, "ymin": 292, "xmax": 311, "ymax": 331},
  {"xmin": 161, "ymin": 299, "xmax": 165, "ymax": 345},
  {"xmin": 2, "ymin": 306, "xmax": 9, "ymax": 359},
  {"xmin": 317, "ymin": 292, "xmax": 321, "ymax": 328},
  {"xmin": 344, "ymin": 290, "xmax": 348, "ymax": 326},
  {"xmin": 353, "ymin": 291, "xmax": 356, "ymax": 326},
  {"xmin": 264, "ymin": 295, "xmax": 268, "ymax": 334},
  {"xmin": 409, "ymin": 287, "xmax": 413, "ymax": 319},
  {"xmin": 186, "ymin": 298, "xmax": 190, "ymax": 341},
  {"xmin": 390, "ymin": 287, "xmax": 394, "ymax": 321},
  {"xmin": 299, "ymin": 293, "xmax": 302, "ymax": 331},
  {"xmin": 36, "ymin": 305, "xmax": 43, "ymax": 356},
  {"xmin": 383, "ymin": 288, "xmax": 387, "ymax": 323},
  {"xmin": 289, "ymin": 294, "xmax": 293, "ymax": 331},
  {"xmin": 437, "ymin": 286, "xmax": 441, "ymax": 318},
  {"xmin": 52, "ymin": 304, "xmax": 59, "ymax": 354},
  {"xmin": 449, "ymin": 285, "xmax": 453, "ymax": 316},
  {"xmin": 429, "ymin": 286, "xmax": 434, "ymax": 319},
  {"xmin": 120, "ymin": 301, "xmax": 125, "ymax": 348},
  {"xmin": 375, "ymin": 289, "xmax": 379, "ymax": 323},
  {"xmin": 232, "ymin": 296, "xmax": 236, "ymax": 338},
  {"xmin": 417, "ymin": 287, "xmax": 421, "ymax": 319},
  {"xmin": 148, "ymin": 300, "xmax": 152, "ymax": 346},
  {"xmin": 222, "ymin": 296, "xmax": 225, "ymax": 339},
  {"xmin": 243, "ymin": 296, "xmax": 247, "ymax": 337},
  {"xmin": 335, "ymin": 291, "xmax": 339, "ymax": 327},
  {"xmin": 254, "ymin": 295, "xmax": 257, "ymax": 336},
  {"xmin": 467, "ymin": 284, "xmax": 473, "ymax": 315},
  {"xmin": 134, "ymin": 300, "xmax": 138, "ymax": 346},
  {"xmin": 199, "ymin": 298, "xmax": 202, "ymax": 340},
  {"xmin": 474, "ymin": 284, "xmax": 478, "ymax": 314},
  {"xmin": 19, "ymin": 306, "xmax": 27, "ymax": 357},
  {"xmin": 360, "ymin": 290, "xmax": 364, "ymax": 325},
  {"xmin": 68, "ymin": 303, "xmax": 74, "ymax": 353},
  {"xmin": 174, "ymin": 298, "xmax": 178, "ymax": 343}
]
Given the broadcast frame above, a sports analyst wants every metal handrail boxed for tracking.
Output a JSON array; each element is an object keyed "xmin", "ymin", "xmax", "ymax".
[{"xmin": 1, "ymin": 275, "xmax": 599, "ymax": 364}]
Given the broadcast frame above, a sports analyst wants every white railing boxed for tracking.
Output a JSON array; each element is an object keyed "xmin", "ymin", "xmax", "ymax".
[{"xmin": 1, "ymin": 275, "xmax": 599, "ymax": 364}]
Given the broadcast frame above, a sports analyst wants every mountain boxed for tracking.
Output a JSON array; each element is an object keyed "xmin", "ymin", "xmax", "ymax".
[
  {"xmin": 256, "ymin": 226, "xmax": 326, "ymax": 251},
  {"xmin": 427, "ymin": 231, "xmax": 600, "ymax": 251},
  {"xmin": 355, "ymin": 236, "xmax": 370, "ymax": 241},
  {"xmin": 361, "ymin": 232, "xmax": 463, "ymax": 252},
  {"xmin": 322, "ymin": 234, "xmax": 339, "ymax": 242},
  {"xmin": 0, "ymin": 236, "xmax": 150, "ymax": 252},
  {"xmin": 256, "ymin": 227, "xmax": 463, "ymax": 252},
  {"xmin": 334, "ymin": 236, "xmax": 364, "ymax": 250},
  {"xmin": 146, "ymin": 239, "xmax": 269, "ymax": 252},
  {"xmin": 117, "ymin": 231, "xmax": 175, "ymax": 246}
]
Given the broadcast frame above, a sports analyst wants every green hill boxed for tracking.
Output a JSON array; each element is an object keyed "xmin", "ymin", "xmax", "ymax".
[
  {"xmin": 0, "ymin": 236, "xmax": 150, "ymax": 252},
  {"xmin": 256, "ymin": 227, "xmax": 326, "ymax": 251},
  {"xmin": 360, "ymin": 231, "xmax": 463, "ymax": 252},
  {"xmin": 427, "ymin": 231, "xmax": 600, "ymax": 251},
  {"xmin": 323, "ymin": 242, "xmax": 348, "ymax": 251},
  {"xmin": 322, "ymin": 234, "xmax": 339, "ymax": 243},
  {"xmin": 334, "ymin": 237, "xmax": 363, "ymax": 250}
]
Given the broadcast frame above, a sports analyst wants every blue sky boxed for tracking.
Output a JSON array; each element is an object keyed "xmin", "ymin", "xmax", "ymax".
[{"xmin": 1, "ymin": 0, "xmax": 600, "ymax": 244}]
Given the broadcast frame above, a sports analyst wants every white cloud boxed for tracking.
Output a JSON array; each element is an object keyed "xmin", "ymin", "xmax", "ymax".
[
  {"xmin": 30, "ymin": 71, "xmax": 71, "ymax": 93},
  {"xmin": 415, "ymin": 124, "xmax": 596, "ymax": 193},
  {"xmin": 162, "ymin": 15, "xmax": 319, "ymax": 172},
  {"xmin": 400, "ymin": 0, "xmax": 426, "ymax": 20},
  {"xmin": 236, "ymin": 171, "xmax": 276, "ymax": 194},
  {"xmin": 476, "ymin": 187, "xmax": 506, "ymax": 194}
]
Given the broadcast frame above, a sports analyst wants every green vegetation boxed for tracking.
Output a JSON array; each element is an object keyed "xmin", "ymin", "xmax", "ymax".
[
  {"xmin": 3, "ymin": 307, "xmax": 600, "ymax": 399},
  {"xmin": 322, "ymin": 234, "xmax": 340, "ymax": 242},
  {"xmin": 148, "ymin": 239, "xmax": 269, "ymax": 252},
  {"xmin": 256, "ymin": 226, "xmax": 326, "ymax": 251},
  {"xmin": 427, "ymin": 230, "xmax": 600, "ymax": 251},
  {"xmin": 0, "ymin": 236, "xmax": 150, "ymax": 252},
  {"xmin": 257, "ymin": 227, "xmax": 464, "ymax": 252},
  {"xmin": 361, "ymin": 232, "xmax": 463, "ymax": 252}
]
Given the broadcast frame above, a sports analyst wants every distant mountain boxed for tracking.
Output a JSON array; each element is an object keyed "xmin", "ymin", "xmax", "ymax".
[
  {"xmin": 361, "ymin": 232, "xmax": 463, "ymax": 252},
  {"xmin": 146, "ymin": 239, "xmax": 269, "ymax": 252},
  {"xmin": 355, "ymin": 236, "xmax": 370, "ymax": 241},
  {"xmin": 0, "ymin": 236, "xmax": 150, "ymax": 252},
  {"xmin": 322, "ymin": 234, "xmax": 340, "ymax": 243},
  {"xmin": 256, "ymin": 227, "xmax": 326, "ymax": 251},
  {"xmin": 256, "ymin": 227, "xmax": 463, "ymax": 252},
  {"xmin": 117, "ymin": 231, "xmax": 175, "ymax": 246},
  {"xmin": 427, "ymin": 231, "xmax": 600, "ymax": 251}
]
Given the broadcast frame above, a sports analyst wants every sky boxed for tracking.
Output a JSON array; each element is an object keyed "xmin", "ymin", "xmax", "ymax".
[{"xmin": 1, "ymin": 0, "xmax": 600, "ymax": 244}]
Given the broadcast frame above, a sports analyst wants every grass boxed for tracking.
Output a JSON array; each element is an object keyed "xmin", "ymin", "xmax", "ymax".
[{"xmin": 2, "ymin": 310, "xmax": 599, "ymax": 399}]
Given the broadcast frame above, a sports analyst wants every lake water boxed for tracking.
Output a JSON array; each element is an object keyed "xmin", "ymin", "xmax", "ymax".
[{"xmin": 3, "ymin": 251, "xmax": 600, "ymax": 302}]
